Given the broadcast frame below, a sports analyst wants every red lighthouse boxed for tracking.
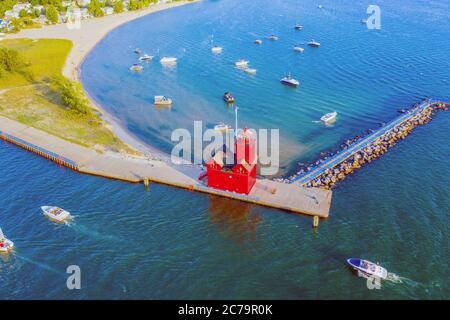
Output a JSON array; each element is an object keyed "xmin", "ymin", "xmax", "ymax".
[{"xmin": 205, "ymin": 128, "xmax": 257, "ymax": 195}]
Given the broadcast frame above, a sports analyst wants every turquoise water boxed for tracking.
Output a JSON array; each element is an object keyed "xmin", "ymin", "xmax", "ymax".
[{"xmin": 1, "ymin": 0, "xmax": 449, "ymax": 299}]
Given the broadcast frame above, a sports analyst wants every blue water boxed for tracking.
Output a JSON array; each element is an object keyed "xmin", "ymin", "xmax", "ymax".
[{"xmin": 1, "ymin": 0, "xmax": 449, "ymax": 299}]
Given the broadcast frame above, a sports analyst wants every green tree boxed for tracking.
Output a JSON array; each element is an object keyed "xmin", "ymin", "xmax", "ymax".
[
  {"xmin": 88, "ymin": 0, "xmax": 105, "ymax": 17},
  {"xmin": 113, "ymin": 0, "xmax": 124, "ymax": 13},
  {"xmin": 52, "ymin": 76, "xmax": 94, "ymax": 118},
  {"xmin": 0, "ymin": 47, "xmax": 33, "ymax": 80},
  {"xmin": 19, "ymin": 9, "xmax": 28, "ymax": 18},
  {"xmin": 46, "ymin": 5, "xmax": 59, "ymax": 24}
]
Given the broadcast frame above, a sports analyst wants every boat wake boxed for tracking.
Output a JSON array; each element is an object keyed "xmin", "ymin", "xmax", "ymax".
[{"xmin": 386, "ymin": 272, "xmax": 407, "ymax": 283}]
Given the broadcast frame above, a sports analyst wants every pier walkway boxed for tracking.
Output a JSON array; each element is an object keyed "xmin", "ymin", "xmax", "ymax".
[
  {"xmin": 0, "ymin": 116, "xmax": 332, "ymax": 218},
  {"xmin": 290, "ymin": 99, "xmax": 449, "ymax": 186}
]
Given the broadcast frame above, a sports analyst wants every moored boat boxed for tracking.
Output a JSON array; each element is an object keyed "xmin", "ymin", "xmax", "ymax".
[
  {"xmin": 41, "ymin": 206, "xmax": 72, "ymax": 223},
  {"xmin": 211, "ymin": 46, "xmax": 223, "ymax": 54},
  {"xmin": 320, "ymin": 111, "xmax": 337, "ymax": 124},
  {"xmin": 139, "ymin": 54, "xmax": 153, "ymax": 61},
  {"xmin": 294, "ymin": 23, "xmax": 303, "ymax": 30},
  {"xmin": 130, "ymin": 64, "xmax": 143, "ymax": 72},
  {"xmin": 280, "ymin": 74, "xmax": 300, "ymax": 87},
  {"xmin": 0, "ymin": 228, "xmax": 14, "ymax": 253},
  {"xmin": 268, "ymin": 35, "xmax": 279, "ymax": 41},
  {"xmin": 160, "ymin": 57, "xmax": 177, "ymax": 64},
  {"xmin": 307, "ymin": 40, "xmax": 321, "ymax": 47},
  {"xmin": 293, "ymin": 45, "xmax": 304, "ymax": 52},
  {"xmin": 154, "ymin": 95, "xmax": 172, "ymax": 106},
  {"xmin": 347, "ymin": 258, "xmax": 388, "ymax": 279},
  {"xmin": 223, "ymin": 92, "xmax": 234, "ymax": 103},
  {"xmin": 255, "ymin": 39, "xmax": 263, "ymax": 45},
  {"xmin": 244, "ymin": 67, "xmax": 257, "ymax": 75},
  {"xmin": 134, "ymin": 48, "xmax": 141, "ymax": 54},
  {"xmin": 235, "ymin": 59, "xmax": 249, "ymax": 67}
]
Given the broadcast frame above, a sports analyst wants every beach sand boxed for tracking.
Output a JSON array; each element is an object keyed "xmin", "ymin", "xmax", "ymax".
[{"xmin": 5, "ymin": 1, "xmax": 198, "ymax": 159}]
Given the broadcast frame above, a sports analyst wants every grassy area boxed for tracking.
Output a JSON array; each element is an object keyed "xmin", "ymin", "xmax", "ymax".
[{"xmin": 0, "ymin": 38, "xmax": 138, "ymax": 155}]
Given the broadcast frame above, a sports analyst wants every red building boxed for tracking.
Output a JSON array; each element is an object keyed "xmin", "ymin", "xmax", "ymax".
[{"xmin": 205, "ymin": 129, "xmax": 257, "ymax": 195}]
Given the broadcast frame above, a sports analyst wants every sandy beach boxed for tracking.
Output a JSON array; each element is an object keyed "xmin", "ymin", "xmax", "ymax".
[{"xmin": 5, "ymin": 0, "xmax": 198, "ymax": 158}]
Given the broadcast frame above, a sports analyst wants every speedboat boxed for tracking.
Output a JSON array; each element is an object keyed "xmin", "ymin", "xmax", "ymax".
[
  {"xmin": 347, "ymin": 258, "xmax": 388, "ymax": 280},
  {"xmin": 280, "ymin": 74, "xmax": 300, "ymax": 87},
  {"xmin": 214, "ymin": 123, "xmax": 231, "ymax": 132},
  {"xmin": 235, "ymin": 59, "xmax": 249, "ymax": 67},
  {"xmin": 307, "ymin": 40, "xmax": 321, "ymax": 47},
  {"xmin": 255, "ymin": 39, "xmax": 263, "ymax": 45},
  {"xmin": 0, "ymin": 228, "xmax": 14, "ymax": 253},
  {"xmin": 268, "ymin": 35, "xmax": 279, "ymax": 41},
  {"xmin": 139, "ymin": 54, "xmax": 153, "ymax": 61},
  {"xmin": 211, "ymin": 46, "xmax": 223, "ymax": 54},
  {"xmin": 294, "ymin": 24, "xmax": 303, "ymax": 30},
  {"xmin": 154, "ymin": 95, "xmax": 172, "ymax": 106},
  {"xmin": 320, "ymin": 111, "xmax": 337, "ymax": 124},
  {"xmin": 160, "ymin": 57, "xmax": 177, "ymax": 64},
  {"xmin": 244, "ymin": 68, "xmax": 257, "ymax": 75},
  {"xmin": 293, "ymin": 45, "xmax": 304, "ymax": 52},
  {"xmin": 130, "ymin": 64, "xmax": 143, "ymax": 72},
  {"xmin": 41, "ymin": 206, "xmax": 72, "ymax": 223},
  {"xmin": 223, "ymin": 92, "xmax": 234, "ymax": 103}
]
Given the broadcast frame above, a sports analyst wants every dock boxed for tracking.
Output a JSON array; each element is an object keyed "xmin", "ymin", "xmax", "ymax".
[
  {"xmin": 289, "ymin": 99, "xmax": 449, "ymax": 188},
  {"xmin": 0, "ymin": 116, "xmax": 332, "ymax": 218}
]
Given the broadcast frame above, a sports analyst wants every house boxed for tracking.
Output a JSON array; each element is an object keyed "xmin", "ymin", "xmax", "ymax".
[
  {"xmin": 0, "ymin": 19, "xmax": 12, "ymax": 32},
  {"xmin": 76, "ymin": 0, "xmax": 91, "ymax": 7},
  {"xmin": 102, "ymin": 6, "xmax": 114, "ymax": 15},
  {"xmin": 62, "ymin": 1, "xmax": 73, "ymax": 7},
  {"xmin": 205, "ymin": 129, "xmax": 257, "ymax": 195},
  {"xmin": 4, "ymin": 10, "xmax": 19, "ymax": 19},
  {"xmin": 12, "ymin": 3, "xmax": 32, "ymax": 14},
  {"xmin": 80, "ymin": 8, "xmax": 91, "ymax": 19},
  {"xmin": 33, "ymin": 5, "xmax": 44, "ymax": 13}
]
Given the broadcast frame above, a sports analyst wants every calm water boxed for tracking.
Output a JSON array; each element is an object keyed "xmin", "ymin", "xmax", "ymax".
[{"xmin": 1, "ymin": 0, "xmax": 449, "ymax": 299}]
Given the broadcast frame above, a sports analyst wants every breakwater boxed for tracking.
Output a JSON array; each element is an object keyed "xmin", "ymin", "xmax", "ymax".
[{"xmin": 287, "ymin": 99, "xmax": 449, "ymax": 189}]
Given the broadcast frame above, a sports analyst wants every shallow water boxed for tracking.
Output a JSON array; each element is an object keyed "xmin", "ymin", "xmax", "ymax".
[{"xmin": 0, "ymin": 0, "xmax": 449, "ymax": 299}]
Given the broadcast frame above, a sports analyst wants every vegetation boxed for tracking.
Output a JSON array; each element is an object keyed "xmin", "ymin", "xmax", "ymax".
[
  {"xmin": 0, "ymin": 39, "xmax": 137, "ymax": 154},
  {"xmin": 113, "ymin": 0, "xmax": 124, "ymax": 14},
  {"xmin": 88, "ymin": 0, "xmax": 104, "ymax": 17},
  {"xmin": 45, "ymin": 5, "xmax": 59, "ymax": 24}
]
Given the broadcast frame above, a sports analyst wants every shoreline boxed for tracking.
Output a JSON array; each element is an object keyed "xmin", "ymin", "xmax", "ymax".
[{"xmin": 5, "ymin": 0, "xmax": 199, "ymax": 159}]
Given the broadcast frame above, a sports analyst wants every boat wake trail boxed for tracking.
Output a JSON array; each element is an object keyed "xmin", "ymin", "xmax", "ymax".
[
  {"xmin": 386, "ymin": 272, "xmax": 407, "ymax": 283},
  {"xmin": 68, "ymin": 221, "xmax": 120, "ymax": 242}
]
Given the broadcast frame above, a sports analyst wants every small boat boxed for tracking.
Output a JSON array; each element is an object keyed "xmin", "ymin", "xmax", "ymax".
[
  {"xmin": 139, "ymin": 54, "xmax": 153, "ymax": 62},
  {"xmin": 160, "ymin": 57, "xmax": 177, "ymax": 64},
  {"xmin": 235, "ymin": 59, "xmax": 249, "ymax": 67},
  {"xmin": 154, "ymin": 95, "xmax": 172, "ymax": 106},
  {"xmin": 223, "ymin": 92, "xmax": 234, "ymax": 103},
  {"xmin": 268, "ymin": 35, "xmax": 279, "ymax": 41},
  {"xmin": 347, "ymin": 258, "xmax": 388, "ymax": 280},
  {"xmin": 320, "ymin": 111, "xmax": 337, "ymax": 124},
  {"xmin": 134, "ymin": 48, "xmax": 141, "ymax": 54},
  {"xmin": 255, "ymin": 39, "xmax": 263, "ymax": 45},
  {"xmin": 293, "ymin": 45, "xmax": 304, "ymax": 52},
  {"xmin": 130, "ymin": 64, "xmax": 143, "ymax": 72},
  {"xmin": 41, "ymin": 206, "xmax": 72, "ymax": 223},
  {"xmin": 280, "ymin": 74, "xmax": 300, "ymax": 87},
  {"xmin": 294, "ymin": 24, "xmax": 303, "ymax": 30},
  {"xmin": 214, "ymin": 123, "xmax": 231, "ymax": 132},
  {"xmin": 244, "ymin": 68, "xmax": 257, "ymax": 75},
  {"xmin": 0, "ymin": 228, "xmax": 14, "ymax": 253},
  {"xmin": 307, "ymin": 40, "xmax": 321, "ymax": 47},
  {"xmin": 211, "ymin": 46, "xmax": 223, "ymax": 54}
]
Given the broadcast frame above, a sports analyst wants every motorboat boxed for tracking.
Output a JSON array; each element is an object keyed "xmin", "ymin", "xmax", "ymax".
[
  {"xmin": 214, "ymin": 123, "xmax": 231, "ymax": 132},
  {"xmin": 255, "ymin": 39, "xmax": 263, "ymax": 45},
  {"xmin": 130, "ymin": 64, "xmax": 143, "ymax": 72},
  {"xmin": 154, "ymin": 95, "xmax": 172, "ymax": 106},
  {"xmin": 280, "ymin": 74, "xmax": 300, "ymax": 87},
  {"xmin": 294, "ymin": 24, "xmax": 303, "ymax": 30},
  {"xmin": 244, "ymin": 68, "xmax": 257, "ymax": 75},
  {"xmin": 307, "ymin": 40, "xmax": 321, "ymax": 47},
  {"xmin": 139, "ymin": 54, "xmax": 153, "ymax": 61},
  {"xmin": 41, "ymin": 206, "xmax": 72, "ymax": 223},
  {"xmin": 347, "ymin": 258, "xmax": 388, "ymax": 280},
  {"xmin": 235, "ymin": 59, "xmax": 249, "ymax": 67},
  {"xmin": 160, "ymin": 57, "xmax": 177, "ymax": 64},
  {"xmin": 134, "ymin": 48, "xmax": 141, "ymax": 54},
  {"xmin": 223, "ymin": 92, "xmax": 234, "ymax": 103},
  {"xmin": 293, "ymin": 45, "xmax": 304, "ymax": 52},
  {"xmin": 0, "ymin": 228, "xmax": 14, "ymax": 253},
  {"xmin": 320, "ymin": 111, "xmax": 337, "ymax": 124},
  {"xmin": 268, "ymin": 35, "xmax": 279, "ymax": 41},
  {"xmin": 211, "ymin": 46, "xmax": 223, "ymax": 54}
]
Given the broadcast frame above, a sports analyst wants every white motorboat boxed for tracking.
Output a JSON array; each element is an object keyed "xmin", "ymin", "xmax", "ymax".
[
  {"xmin": 139, "ymin": 54, "xmax": 153, "ymax": 61},
  {"xmin": 160, "ymin": 57, "xmax": 177, "ymax": 64},
  {"xmin": 268, "ymin": 35, "xmax": 279, "ymax": 41},
  {"xmin": 294, "ymin": 23, "xmax": 303, "ymax": 30},
  {"xmin": 244, "ymin": 68, "xmax": 257, "ymax": 75},
  {"xmin": 235, "ymin": 59, "xmax": 249, "ymax": 67},
  {"xmin": 347, "ymin": 258, "xmax": 388, "ymax": 280},
  {"xmin": 211, "ymin": 46, "xmax": 223, "ymax": 54},
  {"xmin": 0, "ymin": 228, "xmax": 14, "ymax": 253},
  {"xmin": 255, "ymin": 39, "xmax": 263, "ymax": 45},
  {"xmin": 280, "ymin": 74, "xmax": 300, "ymax": 87},
  {"xmin": 41, "ymin": 206, "xmax": 72, "ymax": 223},
  {"xmin": 293, "ymin": 45, "xmax": 304, "ymax": 52},
  {"xmin": 154, "ymin": 95, "xmax": 172, "ymax": 106},
  {"xmin": 320, "ymin": 111, "xmax": 337, "ymax": 124},
  {"xmin": 130, "ymin": 64, "xmax": 143, "ymax": 72},
  {"xmin": 214, "ymin": 123, "xmax": 231, "ymax": 132},
  {"xmin": 307, "ymin": 40, "xmax": 321, "ymax": 47}
]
